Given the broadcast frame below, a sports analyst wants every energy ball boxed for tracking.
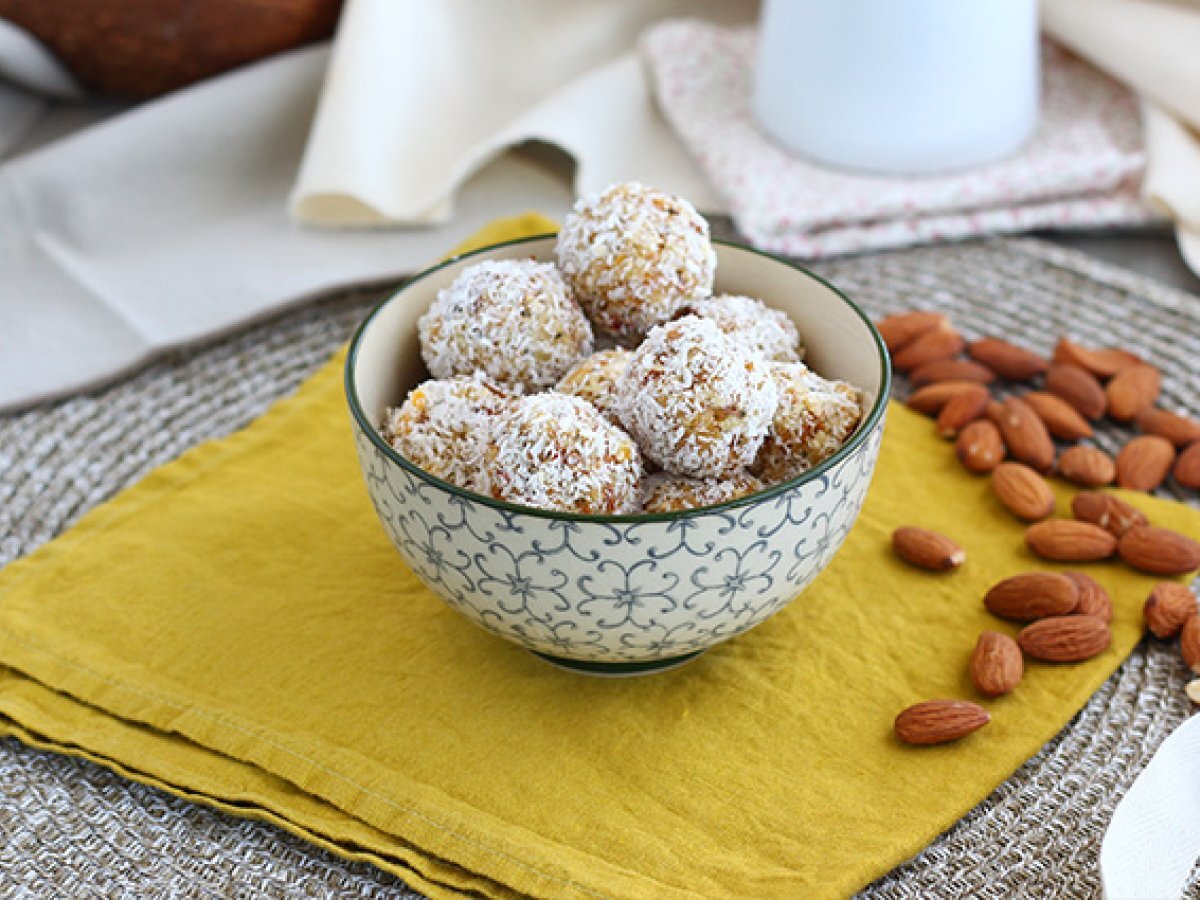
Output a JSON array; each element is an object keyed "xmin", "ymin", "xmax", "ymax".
[
  {"xmin": 417, "ymin": 258, "xmax": 593, "ymax": 393},
  {"xmin": 617, "ymin": 316, "xmax": 778, "ymax": 479},
  {"xmin": 639, "ymin": 471, "xmax": 763, "ymax": 514},
  {"xmin": 678, "ymin": 294, "xmax": 803, "ymax": 362},
  {"xmin": 381, "ymin": 374, "xmax": 513, "ymax": 493},
  {"xmin": 556, "ymin": 182, "xmax": 716, "ymax": 342},
  {"xmin": 485, "ymin": 393, "xmax": 642, "ymax": 515},
  {"xmin": 751, "ymin": 363, "xmax": 863, "ymax": 484},
  {"xmin": 554, "ymin": 349, "xmax": 632, "ymax": 426}
]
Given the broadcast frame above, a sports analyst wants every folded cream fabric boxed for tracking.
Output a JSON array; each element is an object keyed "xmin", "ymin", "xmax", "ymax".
[
  {"xmin": 1042, "ymin": 0, "xmax": 1200, "ymax": 276},
  {"xmin": 0, "ymin": 46, "xmax": 577, "ymax": 412},
  {"xmin": 288, "ymin": 0, "xmax": 749, "ymax": 225},
  {"xmin": 0, "ymin": 20, "xmax": 82, "ymax": 157},
  {"xmin": 0, "ymin": 0, "xmax": 745, "ymax": 413}
]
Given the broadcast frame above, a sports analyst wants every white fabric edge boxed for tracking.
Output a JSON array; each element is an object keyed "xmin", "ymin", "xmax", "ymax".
[{"xmin": 1101, "ymin": 713, "xmax": 1200, "ymax": 899}]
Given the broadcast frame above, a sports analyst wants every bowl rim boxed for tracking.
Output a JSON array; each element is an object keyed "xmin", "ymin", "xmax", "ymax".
[{"xmin": 344, "ymin": 233, "xmax": 892, "ymax": 523}]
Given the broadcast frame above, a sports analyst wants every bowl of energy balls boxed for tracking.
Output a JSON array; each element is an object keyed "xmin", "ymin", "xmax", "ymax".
[{"xmin": 346, "ymin": 183, "xmax": 890, "ymax": 675}]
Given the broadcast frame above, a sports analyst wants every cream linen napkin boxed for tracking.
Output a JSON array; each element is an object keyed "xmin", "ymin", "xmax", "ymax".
[
  {"xmin": 1043, "ymin": 0, "xmax": 1200, "ymax": 275},
  {"xmin": 287, "ymin": 0, "xmax": 751, "ymax": 225},
  {"xmin": 0, "ymin": 0, "xmax": 748, "ymax": 412},
  {"xmin": 0, "ymin": 20, "xmax": 81, "ymax": 156},
  {"xmin": 0, "ymin": 46, "xmax": 578, "ymax": 411}
]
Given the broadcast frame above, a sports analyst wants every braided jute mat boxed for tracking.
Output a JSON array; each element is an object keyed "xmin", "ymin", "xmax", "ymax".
[{"xmin": 2, "ymin": 237, "xmax": 1198, "ymax": 898}]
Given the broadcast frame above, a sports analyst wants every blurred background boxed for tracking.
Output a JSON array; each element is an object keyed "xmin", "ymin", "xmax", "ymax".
[{"xmin": 1, "ymin": 0, "xmax": 1198, "ymax": 411}]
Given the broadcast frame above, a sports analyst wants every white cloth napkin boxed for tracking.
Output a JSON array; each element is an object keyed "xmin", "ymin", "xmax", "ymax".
[
  {"xmin": 0, "ymin": 20, "xmax": 81, "ymax": 157},
  {"xmin": 640, "ymin": 20, "xmax": 1160, "ymax": 258},
  {"xmin": 0, "ymin": 46, "xmax": 586, "ymax": 410},
  {"xmin": 288, "ymin": 0, "xmax": 750, "ymax": 225},
  {"xmin": 1042, "ymin": 0, "xmax": 1200, "ymax": 279},
  {"xmin": 1101, "ymin": 712, "xmax": 1200, "ymax": 899}
]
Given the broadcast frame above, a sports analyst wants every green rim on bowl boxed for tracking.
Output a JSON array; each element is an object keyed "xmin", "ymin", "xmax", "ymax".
[
  {"xmin": 532, "ymin": 649, "xmax": 707, "ymax": 676},
  {"xmin": 344, "ymin": 234, "xmax": 892, "ymax": 523}
]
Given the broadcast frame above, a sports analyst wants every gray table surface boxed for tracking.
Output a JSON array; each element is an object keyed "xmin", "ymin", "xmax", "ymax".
[{"xmin": 1038, "ymin": 230, "xmax": 1200, "ymax": 296}]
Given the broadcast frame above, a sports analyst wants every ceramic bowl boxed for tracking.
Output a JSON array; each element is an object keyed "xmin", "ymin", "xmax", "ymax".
[{"xmin": 345, "ymin": 236, "xmax": 890, "ymax": 675}]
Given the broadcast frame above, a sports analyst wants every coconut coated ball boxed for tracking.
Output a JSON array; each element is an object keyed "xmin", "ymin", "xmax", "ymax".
[
  {"xmin": 485, "ymin": 393, "xmax": 642, "ymax": 515},
  {"xmin": 678, "ymin": 294, "xmax": 802, "ymax": 362},
  {"xmin": 554, "ymin": 348, "xmax": 632, "ymax": 426},
  {"xmin": 418, "ymin": 258, "xmax": 593, "ymax": 393},
  {"xmin": 555, "ymin": 182, "xmax": 716, "ymax": 342},
  {"xmin": 616, "ymin": 316, "xmax": 778, "ymax": 479},
  {"xmin": 381, "ymin": 374, "xmax": 514, "ymax": 493},
  {"xmin": 751, "ymin": 363, "xmax": 863, "ymax": 484},
  {"xmin": 639, "ymin": 471, "xmax": 763, "ymax": 514}
]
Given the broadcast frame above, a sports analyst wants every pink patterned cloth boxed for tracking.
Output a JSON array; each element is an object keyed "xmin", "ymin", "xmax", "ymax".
[{"xmin": 640, "ymin": 21, "xmax": 1160, "ymax": 257}]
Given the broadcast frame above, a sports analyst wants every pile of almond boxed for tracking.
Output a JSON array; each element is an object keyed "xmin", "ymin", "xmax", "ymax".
[{"xmin": 882, "ymin": 310, "xmax": 1200, "ymax": 746}]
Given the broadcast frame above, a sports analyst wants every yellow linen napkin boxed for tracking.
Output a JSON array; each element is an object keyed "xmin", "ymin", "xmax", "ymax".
[{"xmin": 1, "ymin": 217, "xmax": 1198, "ymax": 899}]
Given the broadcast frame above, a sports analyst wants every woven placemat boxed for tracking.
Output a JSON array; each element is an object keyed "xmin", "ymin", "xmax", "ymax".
[{"xmin": 1, "ymin": 237, "xmax": 1198, "ymax": 898}]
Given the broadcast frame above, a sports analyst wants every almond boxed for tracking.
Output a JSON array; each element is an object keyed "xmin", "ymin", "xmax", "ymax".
[
  {"xmin": 1174, "ymin": 442, "xmax": 1200, "ymax": 489},
  {"xmin": 876, "ymin": 311, "xmax": 949, "ymax": 352},
  {"xmin": 909, "ymin": 358, "xmax": 997, "ymax": 388},
  {"xmin": 970, "ymin": 631, "xmax": 1024, "ymax": 698},
  {"xmin": 1143, "ymin": 582, "xmax": 1197, "ymax": 639},
  {"xmin": 892, "ymin": 527, "xmax": 966, "ymax": 572},
  {"xmin": 1022, "ymin": 392, "xmax": 1093, "ymax": 441},
  {"xmin": 956, "ymin": 420, "xmax": 1006, "ymax": 474},
  {"xmin": 1106, "ymin": 365, "xmax": 1162, "ymax": 422},
  {"xmin": 1025, "ymin": 520, "xmax": 1118, "ymax": 562},
  {"xmin": 1118, "ymin": 526, "xmax": 1200, "ymax": 575},
  {"xmin": 966, "ymin": 338, "xmax": 1048, "ymax": 382},
  {"xmin": 1053, "ymin": 338, "xmax": 1143, "ymax": 380},
  {"xmin": 992, "ymin": 462, "xmax": 1056, "ymax": 522},
  {"xmin": 892, "ymin": 325, "xmax": 965, "ymax": 372},
  {"xmin": 1182, "ymin": 615, "xmax": 1200, "ymax": 674},
  {"xmin": 1115, "ymin": 435, "xmax": 1175, "ymax": 492},
  {"xmin": 906, "ymin": 381, "xmax": 986, "ymax": 416},
  {"xmin": 1064, "ymin": 572, "xmax": 1113, "ymax": 623},
  {"xmin": 984, "ymin": 572, "xmax": 1079, "ymax": 621},
  {"xmin": 1045, "ymin": 363, "xmax": 1107, "ymax": 421},
  {"xmin": 1071, "ymin": 491, "xmax": 1149, "ymax": 537},
  {"xmin": 894, "ymin": 700, "xmax": 989, "ymax": 746},
  {"xmin": 1135, "ymin": 408, "xmax": 1200, "ymax": 447},
  {"xmin": 996, "ymin": 397, "xmax": 1055, "ymax": 473},
  {"xmin": 1018, "ymin": 615, "xmax": 1111, "ymax": 663},
  {"xmin": 936, "ymin": 385, "xmax": 990, "ymax": 438},
  {"xmin": 1057, "ymin": 446, "xmax": 1116, "ymax": 488}
]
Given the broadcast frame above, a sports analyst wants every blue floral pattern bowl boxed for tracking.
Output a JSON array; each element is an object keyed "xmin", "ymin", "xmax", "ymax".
[{"xmin": 345, "ymin": 237, "xmax": 890, "ymax": 675}]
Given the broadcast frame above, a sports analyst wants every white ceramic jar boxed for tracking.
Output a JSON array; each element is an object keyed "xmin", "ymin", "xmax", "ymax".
[{"xmin": 754, "ymin": 0, "xmax": 1040, "ymax": 174}]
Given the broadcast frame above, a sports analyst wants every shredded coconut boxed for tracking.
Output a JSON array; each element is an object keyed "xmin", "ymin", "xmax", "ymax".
[
  {"xmin": 485, "ymin": 392, "xmax": 643, "ymax": 514},
  {"xmin": 381, "ymin": 374, "xmax": 514, "ymax": 492},
  {"xmin": 679, "ymin": 294, "xmax": 803, "ymax": 362},
  {"xmin": 555, "ymin": 182, "xmax": 716, "ymax": 342},
  {"xmin": 616, "ymin": 315, "xmax": 778, "ymax": 479},
  {"xmin": 751, "ymin": 362, "xmax": 863, "ymax": 484},
  {"xmin": 554, "ymin": 349, "xmax": 632, "ymax": 425},
  {"xmin": 639, "ymin": 470, "xmax": 763, "ymax": 513},
  {"xmin": 418, "ymin": 258, "xmax": 593, "ymax": 393}
]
